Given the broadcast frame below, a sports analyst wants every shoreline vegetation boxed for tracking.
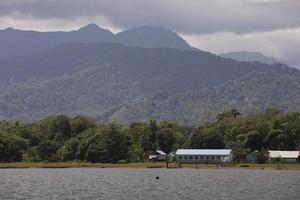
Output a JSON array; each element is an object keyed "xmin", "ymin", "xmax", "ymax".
[
  {"xmin": 1, "ymin": 108, "xmax": 299, "ymax": 165},
  {"xmin": 1, "ymin": 162, "xmax": 300, "ymax": 170}
]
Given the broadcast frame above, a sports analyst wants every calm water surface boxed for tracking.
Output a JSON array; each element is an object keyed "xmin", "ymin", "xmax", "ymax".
[{"xmin": 0, "ymin": 168, "xmax": 299, "ymax": 200}]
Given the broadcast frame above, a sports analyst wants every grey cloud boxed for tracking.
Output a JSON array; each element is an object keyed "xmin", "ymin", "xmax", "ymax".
[
  {"xmin": 183, "ymin": 28, "xmax": 300, "ymax": 68},
  {"xmin": 0, "ymin": 0, "xmax": 299, "ymax": 34}
]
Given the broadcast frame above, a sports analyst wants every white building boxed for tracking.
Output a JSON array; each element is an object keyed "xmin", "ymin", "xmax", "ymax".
[
  {"xmin": 175, "ymin": 149, "xmax": 233, "ymax": 164},
  {"xmin": 268, "ymin": 150, "xmax": 299, "ymax": 163}
]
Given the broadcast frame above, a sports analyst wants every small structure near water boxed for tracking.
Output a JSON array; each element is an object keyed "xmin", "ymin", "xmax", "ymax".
[
  {"xmin": 268, "ymin": 150, "xmax": 299, "ymax": 163},
  {"xmin": 175, "ymin": 149, "xmax": 233, "ymax": 164},
  {"xmin": 149, "ymin": 150, "xmax": 167, "ymax": 161},
  {"xmin": 246, "ymin": 150, "xmax": 300, "ymax": 163}
]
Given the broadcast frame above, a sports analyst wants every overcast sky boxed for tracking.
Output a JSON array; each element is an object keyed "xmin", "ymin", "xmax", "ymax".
[{"xmin": 0, "ymin": 0, "xmax": 299, "ymax": 67}]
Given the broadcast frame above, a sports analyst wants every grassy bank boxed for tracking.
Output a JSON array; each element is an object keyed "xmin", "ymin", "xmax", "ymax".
[{"xmin": 1, "ymin": 162, "xmax": 300, "ymax": 170}]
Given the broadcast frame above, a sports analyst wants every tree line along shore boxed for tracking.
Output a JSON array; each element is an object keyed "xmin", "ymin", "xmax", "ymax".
[{"xmin": 1, "ymin": 108, "xmax": 300, "ymax": 165}]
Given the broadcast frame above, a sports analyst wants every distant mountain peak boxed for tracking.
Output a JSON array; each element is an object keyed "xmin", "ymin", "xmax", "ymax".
[
  {"xmin": 78, "ymin": 23, "xmax": 105, "ymax": 32},
  {"xmin": 119, "ymin": 26, "xmax": 182, "ymax": 38},
  {"xmin": 3, "ymin": 27, "xmax": 17, "ymax": 31},
  {"xmin": 0, "ymin": 23, "xmax": 194, "ymax": 61},
  {"xmin": 115, "ymin": 25, "xmax": 192, "ymax": 50},
  {"xmin": 220, "ymin": 51, "xmax": 278, "ymax": 65}
]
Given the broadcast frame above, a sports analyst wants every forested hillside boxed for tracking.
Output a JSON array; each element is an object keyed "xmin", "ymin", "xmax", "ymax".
[
  {"xmin": 0, "ymin": 42, "xmax": 298, "ymax": 122},
  {"xmin": 0, "ymin": 25, "xmax": 300, "ymax": 123},
  {"xmin": 111, "ymin": 71, "xmax": 300, "ymax": 124},
  {"xmin": 1, "ymin": 109, "xmax": 299, "ymax": 163}
]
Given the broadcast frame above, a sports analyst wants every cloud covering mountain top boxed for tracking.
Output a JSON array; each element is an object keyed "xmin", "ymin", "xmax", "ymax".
[{"xmin": 0, "ymin": 0, "xmax": 299, "ymax": 34}]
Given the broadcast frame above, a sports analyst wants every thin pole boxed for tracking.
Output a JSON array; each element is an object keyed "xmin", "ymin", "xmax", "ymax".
[{"xmin": 152, "ymin": 103, "xmax": 156, "ymax": 120}]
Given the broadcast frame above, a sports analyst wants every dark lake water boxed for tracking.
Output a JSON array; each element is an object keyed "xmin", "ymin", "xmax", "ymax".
[{"xmin": 0, "ymin": 168, "xmax": 299, "ymax": 200}]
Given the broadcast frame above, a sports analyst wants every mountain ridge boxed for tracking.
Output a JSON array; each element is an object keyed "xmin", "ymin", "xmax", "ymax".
[
  {"xmin": 0, "ymin": 24, "xmax": 298, "ymax": 123},
  {"xmin": 114, "ymin": 26, "xmax": 191, "ymax": 49},
  {"xmin": 0, "ymin": 24, "xmax": 194, "ymax": 61}
]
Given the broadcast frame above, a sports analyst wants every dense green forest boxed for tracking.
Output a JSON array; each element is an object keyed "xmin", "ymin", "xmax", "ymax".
[
  {"xmin": 1, "ymin": 40, "xmax": 299, "ymax": 123},
  {"xmin": 111, "ymin": 71, "xmax": 300, "ymax": 124},
  {"xmin": 1, "ymin": 108, "xmax": 299, "ymax": 163}
]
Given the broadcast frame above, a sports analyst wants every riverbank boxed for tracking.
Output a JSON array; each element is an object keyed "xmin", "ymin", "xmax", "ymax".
[{"xmin": 1, "ymin": 162, "xmax": 300, "ymax": 170}]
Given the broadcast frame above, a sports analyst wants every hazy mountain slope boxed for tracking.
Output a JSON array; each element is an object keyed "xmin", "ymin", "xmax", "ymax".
[
  {"xmin": 0, "ymin": 42, "xmax": 298, "ymax": 122},
  {"xmin": 110, "ymin": 71, "xmax": 300, "ymax": 124},
  {"xmin": 114, "ymin": 26, "xmax": 191, "ymax": 50},
  {"xmin": 0, "ymin": 24, "xmax": 193, "ymax": 61},
  {"xmin": 0, "ymin": 24, "xmax": 114, "ymax": 60},
  {"xmin": 219, "ymin": 51, "xmax": 278, "ymax": 65},
  {"xmin": 0, "ymin": 42, "xmax": 286, "ymax": 86}
]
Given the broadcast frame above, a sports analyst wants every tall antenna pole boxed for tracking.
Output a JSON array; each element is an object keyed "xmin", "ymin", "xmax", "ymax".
[{"xmin": 152, "ymin": 103, "xmax": 156, "ymax": 120}]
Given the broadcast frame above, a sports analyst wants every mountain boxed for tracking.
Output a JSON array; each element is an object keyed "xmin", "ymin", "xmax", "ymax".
[
  {"xmin": 0, "ymin": 24, "xmax": 299, "ymax": 123},
  {"xmin": 110, "ymin": 71, "xmax": 300, "ymax": 124},
  {"xmin": 219, "ymin": 51, "xmax": 278, "ymax": 65},
  {"xmin": 0, "ymin": 24, "xmax": 193, "ymax": 61},
  {"xmin": 0, "ymin": 42, "xmax": 299, "ymax": 123},
  {"xmin": 0, "ymin": 24, "xmax": 114, "ymax": 60},
  {"xmin": 114, "ymin": 26, "xmax": 191, "ymax": 50},
  {"xmin": 0, "ymin": 42, "xmax": 281, "ymax": 83}
]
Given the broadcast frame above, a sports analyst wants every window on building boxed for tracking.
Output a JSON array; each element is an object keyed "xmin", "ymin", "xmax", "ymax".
[
  {"xmin": 178, "ymin": 156, "xmax": 182, "ymax": 160},
  {"xmin": 200, "ymin": 156, "xmax": 204, "ymax": 159},
  {"xmin": 211, "ymin": 156, "xmax": 215, "ymax": 160},
  {"xmin": 184, "ymin": 156, "xmax": 188, "ymax": 160},
  {"xmin": 206, "ymin": 156, "xmax": 210, "ymax": 160},
  {"xmin": 194, "ymin": 156, "xmax": 199, "ymax": 160},
  {"xmin": 189, "ymin": 156, "xmax": 193, "ymax": 160},
  {"xmin": 216, "ymin": 156, "xmax": 220, "ymax": 159}
]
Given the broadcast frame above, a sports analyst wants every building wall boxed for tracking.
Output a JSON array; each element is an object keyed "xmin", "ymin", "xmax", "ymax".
[
  {"xmin": 176, "ymin": 154, "xmax": 232, "ymax": 164},
  {"xmin": 269, "ymin": 158, "xmax": 298, "ymax": 163}
]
